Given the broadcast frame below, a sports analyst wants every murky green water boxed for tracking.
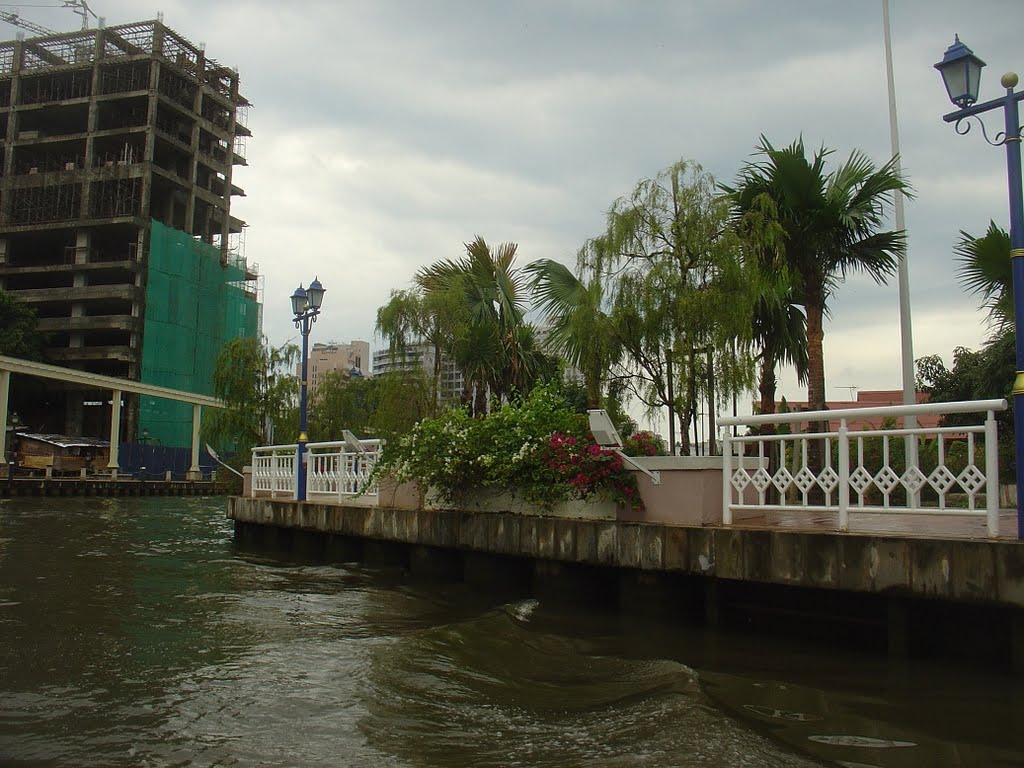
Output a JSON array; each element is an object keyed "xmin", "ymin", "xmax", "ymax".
[{"xmin": 0, "ymin": 496, "xmax": 1021, "ymax": 767}]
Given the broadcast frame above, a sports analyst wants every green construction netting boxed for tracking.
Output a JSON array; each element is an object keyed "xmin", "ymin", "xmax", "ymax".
[{"xmin": 140, "ymin": 220, "xmax": 260, "ymax": 447}]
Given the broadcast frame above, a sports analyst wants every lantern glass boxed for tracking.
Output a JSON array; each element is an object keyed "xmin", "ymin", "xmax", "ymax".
[
  {"xmin": 291, "ymin": 285, "xmax": 307, "ymax": 316},
  {"xmin": 935, "ymin": 36, "xmax": 986, "ymax": 108},
  {"xmin": 306, "ymin": 277, "xmax": 325, "ymax": 310}
]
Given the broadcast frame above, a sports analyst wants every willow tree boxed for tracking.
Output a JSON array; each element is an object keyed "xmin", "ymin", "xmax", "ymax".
[
  {"xmin": 376, "ymin": 286, "xmax": 464, "ymax": 409},
  {"xmin": 587, "ymin": 158, "xmax": 757, "ymax": 453},
  {"xmin": 203, "ymin": 336, "xmax": 298, "ymax": 460}
]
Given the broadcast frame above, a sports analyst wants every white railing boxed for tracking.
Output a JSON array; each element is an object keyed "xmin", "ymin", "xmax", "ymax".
[
  {"xmin": 719, "ymin": 399, "xmax": 1007, "ymax": 537},
  {"xmin": 251, "ymin": 444, "xmax": 297, "ymax": 498},
  {"xmin": 305, "ymin": 439, "xmax": 382, "ymax": 505},
  {"xmin": 251, "ymin": 438, "xmax": 382, "ymax": 504}
]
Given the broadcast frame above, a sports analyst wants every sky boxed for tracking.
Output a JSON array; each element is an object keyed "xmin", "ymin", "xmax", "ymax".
[{"xmin": 11, "ymin": 0, "xmax": 1023, "ymax": 430}]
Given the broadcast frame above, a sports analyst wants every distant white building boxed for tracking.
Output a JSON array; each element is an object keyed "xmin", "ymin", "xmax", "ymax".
[
  {"xmin": 304, "ymin": 340, "xmax": 370, "ymax": 396},
  {"xmin": 372, "ymin": 342, "xmax": 464, "ymax": 403}
]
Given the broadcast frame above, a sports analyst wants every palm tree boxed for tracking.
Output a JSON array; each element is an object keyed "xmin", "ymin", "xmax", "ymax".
[
  {"xmin": 725, "ymin": 136, "xmax": 909, "ymax": 418},
  {"xmin": 417, "ymin": 236, "xmax": 538, "ymax": 415},
  {"xmin": 955, "ymin": 220, "xmax": 1012, "ymax": 335},
  {"xmin": 525, "ymin": 253, "xmax": 619, "ymax": 408}
]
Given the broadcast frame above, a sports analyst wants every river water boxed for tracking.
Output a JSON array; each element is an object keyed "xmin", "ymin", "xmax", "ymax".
[{"xmin": 0, "ymin": 496, "xmax": 1022, "ymax": 767}]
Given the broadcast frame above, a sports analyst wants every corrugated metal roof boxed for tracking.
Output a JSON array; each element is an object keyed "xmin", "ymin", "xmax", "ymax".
[{"xmin": 16, "ymin": 433, "xmax": 110, "ymax": 449}]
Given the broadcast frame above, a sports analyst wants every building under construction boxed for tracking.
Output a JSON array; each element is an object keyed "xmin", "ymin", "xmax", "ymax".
[{"xmin": 0, "ymin": 19, "xmax": 260, "ymax": 447}]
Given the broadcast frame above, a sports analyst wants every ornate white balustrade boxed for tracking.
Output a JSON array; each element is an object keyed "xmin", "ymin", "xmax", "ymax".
[
  {"xmin": 251, "ymin": 444, "xmax": 296, "ymax": 498},
  {"xmin": 719, "ymin": 399, "xmax": 1008, "ymax": 537},
  {"xmin": 251, "ymin": 439, "xmax": 382, "ymax": 504}
]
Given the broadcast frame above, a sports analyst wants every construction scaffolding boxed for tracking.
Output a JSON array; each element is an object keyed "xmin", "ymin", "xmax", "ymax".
[
  {"xmin": 0, "ymin": 18, "xmax": 256, "ymax": 439},
  {"xmin": 140, "ymin": 220, "xmax": 259, "ymax": 447}
]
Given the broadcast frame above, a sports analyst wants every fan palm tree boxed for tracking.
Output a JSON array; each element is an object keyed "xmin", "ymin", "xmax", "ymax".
[
  {"xmin": 417, "ymin": 236, "xmax": 538, "ymax": 415},
  {"xmin": 955, "ymin": 220, "xmax": 1012, "ymax": 336},
  {"xmin": 525, "ymin": 254, "xmax": 619, "ymax": 408},
  {"xmin": 725, "ymin": 136, "xmax": 910, "ymax": 418}
]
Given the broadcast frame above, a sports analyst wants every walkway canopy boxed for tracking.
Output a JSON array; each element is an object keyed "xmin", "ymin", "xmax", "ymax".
[{"xmin": 0, "ymin": 354, "xmax": 222, "ymax": 478}]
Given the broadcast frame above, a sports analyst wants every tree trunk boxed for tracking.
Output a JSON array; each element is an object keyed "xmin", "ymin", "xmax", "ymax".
[
  {"xmin": 666, "ymin": 348, "xmax": 676, "ymax": 455},
  {"xmin": 758, "ymin": 354, "xmax": 782, "ymax": 502},
  {"xmin": 805, "ymin": 294, "xmax": 827, "ymax": 502},
  {"xmin": 706, "ymin": 348, "xmax": 716, "ymax": 456}
]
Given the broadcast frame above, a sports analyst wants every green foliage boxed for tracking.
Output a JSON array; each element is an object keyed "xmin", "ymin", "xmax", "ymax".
[
  {"xmin": 567, "ymin": 158, "xmax": 756, "ymax": 452},
  {"xmin": 202, "ymin": 336, "xmax": 298, "ymax": 462},
  {"xmin": 378, "ymin": 237, "xmax": 545, "ymax": 417},
  {"xmin": 375, "ymin": 383, "xmax": 640, "ymax": 509},
  {"xmin": 0, "ymin": 291, "xmax": 47, "ymax": 360},
  {"xmin": 309, "ymin": 372, "xmax": 380, "ymax": 442},
  {"xmin": 725, "ymin": 136, "xmax": 909, "ymax": 419},
  {"xmin": 369, "ymin": 369, "xmax": 438, "ymax": 444},
  {"xmin": 526, "ymin": 254, "xmax": 620, "ymax": 408},
  {"xmin": 955, "ymin": 221, "xmax": 1012, "ymax": 335},
  {"xmin": 916, "ymin": 340, "xmax": 1015, "ymax": 481}
]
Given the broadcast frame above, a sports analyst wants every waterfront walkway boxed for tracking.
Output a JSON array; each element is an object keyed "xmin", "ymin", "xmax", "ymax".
[
  {"xmin": 726, "ymin": 506, "xmax": 1020, "ymax": 541},
  {"xmin": 1, "ymin": 476, "xmax": 226, "ymax": 497}
]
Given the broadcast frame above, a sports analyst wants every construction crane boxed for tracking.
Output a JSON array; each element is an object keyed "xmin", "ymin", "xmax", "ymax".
[
  {"xmin": 64, "ymin": 0, "xmax": 98, "ymax": 30},
  {"xmin": 0, "ymin": 1, "xmax": 99, "ymax": 37},
  {"xmin": 0, "ymin": 11, "xmax": 58, "ymax": 38}
]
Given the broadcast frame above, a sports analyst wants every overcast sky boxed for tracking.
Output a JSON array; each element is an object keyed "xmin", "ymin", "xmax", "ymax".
[{"xmin": 16, "ymin": 0, "xmax": 1024, "ymax": 426}]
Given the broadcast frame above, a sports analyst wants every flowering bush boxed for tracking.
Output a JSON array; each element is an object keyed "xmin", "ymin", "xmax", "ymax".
[
  {"xmin": 375, "ymin": 383, "xmax": 642, "ymax": 510},
  {"xmin": 622, "ymin": 431, "xmax": 666, "ymax": 457},
  {"xmin": 530, "ymin": 433, "xmax": 641, "ymax": 508}
]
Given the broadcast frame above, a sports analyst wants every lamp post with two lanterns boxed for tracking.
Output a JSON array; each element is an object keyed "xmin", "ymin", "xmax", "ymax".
[
  {"xmin": 935, "ymin": 37, "xmax": 1024, "ymax": 538},
  {"xmin": 290, "ymin": 277, "xmax": 325, "ymax": 502}
]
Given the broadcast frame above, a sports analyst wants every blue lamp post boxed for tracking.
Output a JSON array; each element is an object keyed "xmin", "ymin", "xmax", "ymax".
[
  {"xmin": 291, "ymin": 277, "xmax": 325, "ymax": 502},
  {"xmin": 936, "ymin": 37, "xmax": 1024, "ymax": 538}
]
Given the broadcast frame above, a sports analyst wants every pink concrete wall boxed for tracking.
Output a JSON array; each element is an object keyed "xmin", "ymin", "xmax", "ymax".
[{"xmin": 621, "ymin": 456, "xmax": 759, "ymax": 526}]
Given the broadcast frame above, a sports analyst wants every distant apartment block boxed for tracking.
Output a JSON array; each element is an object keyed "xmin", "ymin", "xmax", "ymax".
[
  {"xmin": 372, "ymin": 342, "xmax": 464, "ymax": 403},
  {"xmin": 305, "ymin": 340, "xmax": 369, "ymax": 395}
]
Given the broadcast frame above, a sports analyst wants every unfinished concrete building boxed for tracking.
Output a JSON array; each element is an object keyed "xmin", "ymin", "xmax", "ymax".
[{"xmin": 0, "ymin": 20, "xmax": 260, "ymax": 444}]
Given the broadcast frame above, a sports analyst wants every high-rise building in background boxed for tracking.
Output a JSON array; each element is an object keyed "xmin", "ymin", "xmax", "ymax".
[
  {"xmin": 306, "ymin": 340, "xmax": 370, "ymax": 396},
  {"xmin": 0, "ymin": 20, "xmax": 260, "ymax": 445},
  {"xmin": 372, "ymin": 343, "xmax": 465, "ymax": 404}
]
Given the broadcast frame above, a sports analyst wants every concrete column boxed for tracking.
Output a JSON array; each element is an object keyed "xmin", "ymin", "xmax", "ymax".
[
  {"xmin": 65, "ymin": 393, "xmax": 85, "ymax": 436},
  {"xmin": 0, "ymin": 369, "xmax": 9, "ymax": 456},
  {"xmin": 106, "ymin": 389, "xmax": 122, "ymax": 474},
  {"xmin": 187, "ymin": 403, "xmax": 201, "ymax": 480},
  {"xmin": 70, "ymin": 231, "xmax": 89, "ymax": 348}
]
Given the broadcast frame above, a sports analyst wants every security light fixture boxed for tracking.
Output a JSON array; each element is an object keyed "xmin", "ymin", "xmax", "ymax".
[{"xmin": 587, "ymin": 409, "xmax": 660, "ymax": 485}]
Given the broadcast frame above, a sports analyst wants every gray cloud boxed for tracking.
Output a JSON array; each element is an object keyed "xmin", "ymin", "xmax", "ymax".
[{"xmin": 14, "ymin": 0, "xmax": 1021, "ymax": 417}]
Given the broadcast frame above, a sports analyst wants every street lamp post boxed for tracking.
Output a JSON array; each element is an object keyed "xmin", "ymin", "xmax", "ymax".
[
  {"xmin": 936, "ymin": 37, "xmax": 1024, "ymax": 539},
  {"xmin": 291, "ymin": 277, "xmax": 325, "ymax": 502}
]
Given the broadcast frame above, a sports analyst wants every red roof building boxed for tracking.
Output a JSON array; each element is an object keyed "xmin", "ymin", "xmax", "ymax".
[{"xmin": 775, "ymin": 390, "xmax": 940, "ymax": 433}]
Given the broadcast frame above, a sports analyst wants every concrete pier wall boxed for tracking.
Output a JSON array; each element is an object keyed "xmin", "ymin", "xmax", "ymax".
[
  {"xmin": 227, "ymin": 497, "xmax": 1024, "ymax": 611},
  {"xmin": 227, "ymin": 498, "xmax": 1024, "ymax": 670}
]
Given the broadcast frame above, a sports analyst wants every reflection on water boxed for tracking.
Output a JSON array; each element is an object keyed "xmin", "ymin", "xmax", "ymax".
[{"xmin": 0, "ymin": 496, "xmax": 1021, "ymax": 767}]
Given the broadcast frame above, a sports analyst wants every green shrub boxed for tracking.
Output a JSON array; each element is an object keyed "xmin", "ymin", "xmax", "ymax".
[{"xmin": 375, "ymin": 383, "xmax": 641, "ymax": 509}]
